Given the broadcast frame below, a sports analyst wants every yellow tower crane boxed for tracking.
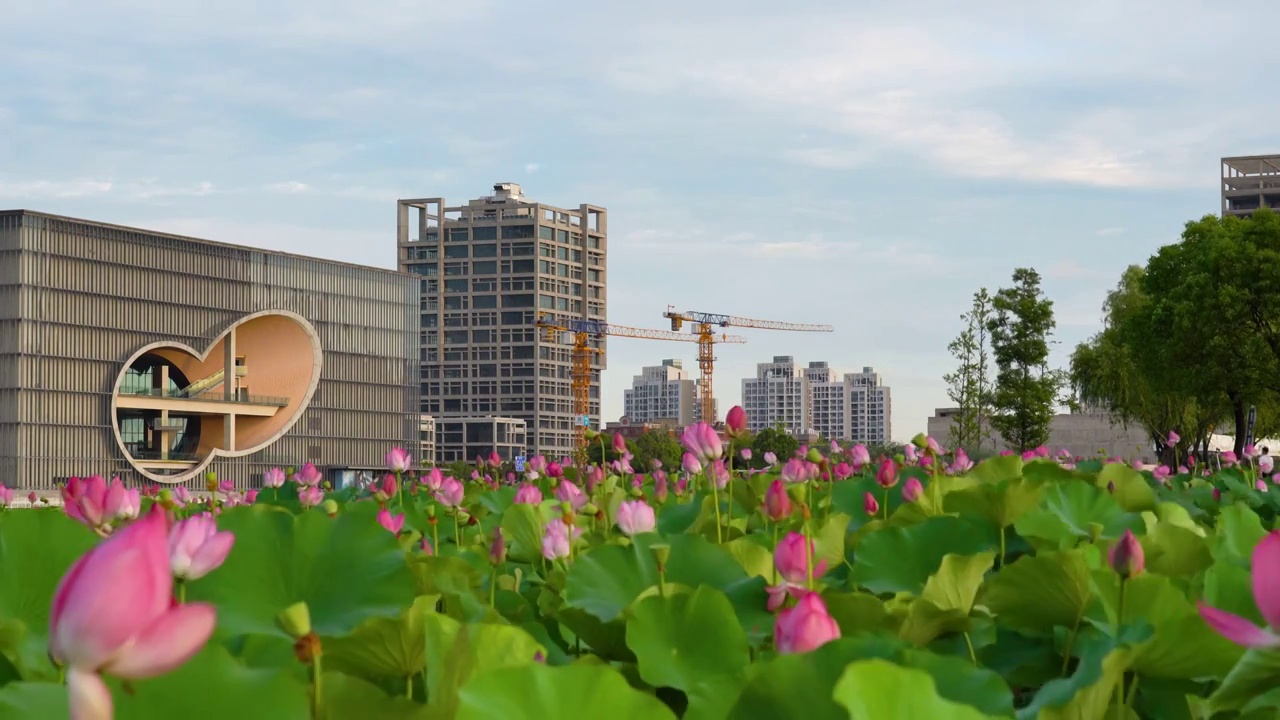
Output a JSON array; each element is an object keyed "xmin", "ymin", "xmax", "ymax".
[
  {"xmin": 662, "ymin": 307, "xmax": 834, "ymax": 424},
  {"xmin": 534, "ymin": 312, "xmax": 747, "ymax": 463}
]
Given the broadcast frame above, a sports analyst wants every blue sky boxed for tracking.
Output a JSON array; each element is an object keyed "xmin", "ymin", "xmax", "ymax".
[{"xmin": 3, "ymin": 0, "xmax": 1277, "ymax": 441}]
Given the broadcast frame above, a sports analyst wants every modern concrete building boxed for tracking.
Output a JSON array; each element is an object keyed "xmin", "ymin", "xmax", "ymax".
[
  {"xmin": 742, "ymin": 356, "xmax": 811, "ymax": 436},
  {"xmin": 396, "ymin": 183, "xmax": 607, "ymax": 460},
  {"xmin": 418, "ymin": 415, "xmax": 437, "ymax": 467},
  {"xmin": 0, "ymin": 210, "xmax": 420, "ymax": 490},
  {"xmin": 623, "ymin": 359, "xmax": 700, "ymax": 427},
  {"xmin": 808, "ymin": 364, "xmax": 892, "ymax": 446},
  {"xmin": 435, "ymin": 416, "xmax": 527, "ymax": 465},
  {"xmin": 1222, "ymin": 155, "xmax": 1280, "ymax": 218},
  {"xmin": 742, "ymin": 357, "xmax": 891, "ymax": 444},
  {"xmin": 926, "ymin": 407, "xmax": 1154, "ymax": 462}
]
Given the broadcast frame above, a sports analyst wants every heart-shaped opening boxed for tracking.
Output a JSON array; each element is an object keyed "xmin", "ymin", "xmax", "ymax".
[{"xmin": 110, "ymin": 310, "xmax": 323, "ymax": 483}]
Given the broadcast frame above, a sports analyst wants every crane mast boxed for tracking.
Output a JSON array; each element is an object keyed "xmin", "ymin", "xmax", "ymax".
[{"xmin": 663, "ymin": 306, "xmax": 833, "ymax": 425}]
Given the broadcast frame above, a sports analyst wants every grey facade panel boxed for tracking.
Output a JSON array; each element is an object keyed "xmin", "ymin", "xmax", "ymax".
[{"xmin": 0, "ymin": 210, "xmax": 420, "ymax": 491}]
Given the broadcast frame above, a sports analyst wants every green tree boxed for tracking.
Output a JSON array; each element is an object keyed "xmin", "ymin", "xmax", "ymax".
[
  {"xmin": 630, "ymin": 428, "xmax": 683, "ymax": 472},
  {"xmin": 987, "ymin": 268, "xmax": 1062, "ymax": 452},
  {"xmin": 751, "ymin": 426, "xmax": 799, "ymax": 468},
  {"xmin": 942, "ymin": 289, "xmax": 993, "ymax": 452},
  {"xmin": 1070, "ymin": 265, "xmax": 1225, "ymax": 463},
  {"xmin": 1141, "ymin": 213, "xmax": 1280, "ymax": 455}
]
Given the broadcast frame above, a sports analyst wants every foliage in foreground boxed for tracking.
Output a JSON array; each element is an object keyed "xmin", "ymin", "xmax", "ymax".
[{"xmin": 4, "ymin": 439, "xmax": 1280, "ymax": 718}]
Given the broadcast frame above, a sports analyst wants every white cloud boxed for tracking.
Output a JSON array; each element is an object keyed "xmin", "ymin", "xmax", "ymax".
[
  {"xmin": 525, "ymin": 163, "xmax": 541, "ymax": 174},
  {"xmin": 265, "ymin": 181, "xmax": 310, "ymax": 194}
]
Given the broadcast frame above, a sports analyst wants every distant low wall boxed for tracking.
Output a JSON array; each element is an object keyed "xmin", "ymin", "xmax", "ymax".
[{"xmin": 926, "ymin": 412, "xmax": 1154, "ymax": 463}]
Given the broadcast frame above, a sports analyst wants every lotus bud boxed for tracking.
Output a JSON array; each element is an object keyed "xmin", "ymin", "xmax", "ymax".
[
  {"xmin": 321, "ymin": 498, "xmax": 339, "ymax": 517},
  {"xmin": 1108, "ymin": 529, "xmax": 1144, "ymax": 579},
  {"xmin": 580, "ymin": 502, "xmax": 599, "ymax": 516},
  {"xmin": 806, "ymin": 447, "xmax": 823, "ymax": 464},
  {"xmin": 205, "ymin": 471, "xmax": 218, "ymax": 492},
  {"xmin": 911, "ymin": 433, "xmax": 929, "ymax": 450},
  {"xmin": 490, "ymin": 528, "xmax": 506, "ymax": 565}
]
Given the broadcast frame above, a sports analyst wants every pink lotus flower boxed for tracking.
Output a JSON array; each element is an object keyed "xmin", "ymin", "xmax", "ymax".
[
  {"xmin": 62, "ymin": 476, "xmax": 140, "ymax": 532},
  {"xmin": 767, "ymin": 532, "xmax": 828, "ymax": 610},
  {"xmin": 740, "ymin": 448, "xmax": 753, "ymax": 461},
  {"xmin": 848, "ymin": 444, "xmax": 870, "ymax": 470},
  {"xmin": 1178, "ymin": 465, "xmax": 1189, "ymax": 474},
  {"xmin": 373, "ymin": 474, "xmax": 397, "ymax": 502},
  {"xmin": 875, "ymin": 459, "xmax": 898, "ymax": 489},
  {"xmin": 376, "ymin": 509, "xmax": 405, "ymax": 535},
  {"xmin": 1109, "ymin": 529, "xmax": 1144, "ymax": 579},
  {"xmin": 1213, "ymin": 487, "xmax": 1222, "ymax": 502},
  {"xmin": 1022, "ymin": 450, "xmax": 1038, "ymax": 461},
  {"xmin": 1167, "ymin": 430, "xmax": 1180, "ymax": 445},
  {"xmin": 514, "ymin": 484, "xmax": 543, "ymax": 505},
  {"xmin": 420, "ymin": 467, "xmax": 444, "ymax": 491},
  {"xmin": 725, "ymin": 406, "xmax": 748, "ymax": 436},
  {"xmin": 243, "ymin": 489, "xmax": 259, "ymax": 504},
  {"xmin": 488, "ymin": 451, "xmax": 502, "ymax": 469},
  {"xmin": 710, "ymin": 459, "xmax": 730, "ymax": 489},
  {"xmin": 168, "ymin": 513, "xmax": 235, "ymax": 581},
  {"xmin": 51, "ymin": 507, "xmax": 217, "ymax": 720},
  {"xmin": 764, "ymin": 480, "xmax": 793, "ymax": 522},
  {"xmin": 863, "ymin": 492, "xmax": 879, "ymax": 517},
  {"xmin": 1263, "ymin": 456, "xmax": 1275, "ymax": 476},
  {"xmin": 926, "ymin": 437, "xmax": 943, "ymax": 455},
  {"xmin": 420, "ymin": 537, "xmax": 434, "ymax": 556},
  {"xmin": 217, "ymin": 479, "xmax": 235, "ymax": 494},
  {"xmin": 436, "ymin": 478, "xmax": 464, "ymax": 507},
  {"xmin": 1223, "ymin": 451, "xmax": 1240, "ymax": 466},
  {"xmin": 682, "ymin": 452, "xmax": 703, "ymax": 475},
  {"xmin": 780, "ymin": 458, "xmax": 807, "ymax": 484},
  {"xmin": 262, "ymin": 467, "xmax": 286, "ymax": 488},
  {"xmin": 681, "ymin": 422, "xmax": 723, "ymax": 463},
  {"xmin": 298, "ymin": 486, "xmax": 324, "ymax": 508},
  {"xmin": 555, "ymin": 480, "xmax": 587, "ymax": 510},
  {"xmin": 612, "ymin": 432, "xmax": 628, "ymax": 454},
  {"xmin": 587, "ymin": 465, "xmax": 606, "ymax": 490},
  {"xmin": 774, "ymin": 592, "xmax": 841, "ymax": 654},
  {"xmin": 763, "ymin": 451, "xmax": 778, "ymax": 466},
  {"xmin": 905, "ymin": 445, "xmax": 919, "ymax": 464},
  {"xmin": 386, "ymin": 447, "xmax": 413, "ymax": 473},
  {"xmin": 832, "ymin": 462, "xmax": 853, "ymax": 480},
  {"xmin": 1198, "ymin": 532, "xmax": 1280, "ymax": 648},
  {"xmin": 1153, "ymin": 465, "xmax": 1172, "ymax": 483},
  {"xmin": 655, "ymin": 473, "xmax": 669, "ymax": 504},
  {"xmin": 294, "ymin": 464, "xmax": 322, "ymax": 487},
  {"xmin": 616, "ymin": 500, "xmax": 656, "ymax": 537},
  {"xmin": 950, "ymin": 449, "xmax": 975, "ymax": 474},
  {"xmin": 1259, "ymin": 480, "xmax": 1270, "ymax": 493},
  {"xmin": 547, "ymin": 462, "xmax": 564, "ymax": 479},
  {"xmin": 902, "ymin": 477, "xmax": 923, "ymax": 503},
  {"xmin": 541, "ymin": 519, "xmax": 581, "ymax": 560},
  {"xmin": 27, "ymin": 492, "xmax": 38, "ymax": 505},
  {"xmin": 0, "ymin": 484, "xmax": 13, "ymax": 508},
  {"xmin": 174, "ymin": 486, "xmax": 192, "ymax": 505}
]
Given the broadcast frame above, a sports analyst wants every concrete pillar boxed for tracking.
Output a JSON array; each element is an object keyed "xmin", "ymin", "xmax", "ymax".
[
  {"xmin": 159, "ymin": 364, "xmax": 170, "ymax": 397},
  {"xmin": 224, "ymin": 329, "xmax": 236, "ymax": 401},
  {"xmin": 159, "ymin": 409, "xmax": 170, "ymax": 461},
  {"xmin": 225, "ymin": 413, "xmax": 236, "ymax": 452}
]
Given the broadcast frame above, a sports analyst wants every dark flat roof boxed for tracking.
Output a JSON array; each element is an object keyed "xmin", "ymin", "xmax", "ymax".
[{"xmin": 0, "ymin": 209, "xmax": 412, "ymax": 278}]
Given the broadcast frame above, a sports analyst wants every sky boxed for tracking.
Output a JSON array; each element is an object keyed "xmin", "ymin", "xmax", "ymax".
[{"xmin": 3, "ymin": 0, "xmax": 1278, "ymax": 441}]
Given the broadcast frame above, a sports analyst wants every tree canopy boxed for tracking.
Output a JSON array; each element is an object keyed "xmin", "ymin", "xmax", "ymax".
[{"xmin": 987, "ymin": 268, "xmax": 1061, "ymax": 452}]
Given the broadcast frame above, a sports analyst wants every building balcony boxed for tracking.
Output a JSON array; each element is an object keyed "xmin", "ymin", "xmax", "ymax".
[{"xmin": 117, "ymin": 388, "xmax": 289, "ymax": 417}]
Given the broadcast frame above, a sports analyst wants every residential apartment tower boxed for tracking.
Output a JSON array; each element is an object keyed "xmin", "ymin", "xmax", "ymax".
[
  {"xmin": 397, "ymin": 184, "xmax": 607, "ymax": 461},
  {"xmin": 742, "ymin": 356, "xmax": 891, "ymax": 445}
]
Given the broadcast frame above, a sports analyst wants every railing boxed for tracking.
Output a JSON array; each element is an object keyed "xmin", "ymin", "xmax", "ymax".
[
  {"xmin": 120, "ymin": 388, "xmax": 289, "ymax": 407},
  {"xmin": 129, "ymin": 450, "xmax": 202, "ymax": 462}
]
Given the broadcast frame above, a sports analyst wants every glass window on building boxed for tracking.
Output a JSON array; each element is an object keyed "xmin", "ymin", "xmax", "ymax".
[
  {"xmin": 538, "ymin": 226, "xmax": 554, "ymax": 240},
  {"xmin": 474, "ymin": 244, "xmax": 498, "ymax": 258},
  {"xmin": 445, "ymin": 245, "xmax": 469, "ymax": 259},
  {"xmin": 473, "ymin": 226, "xmax": 498, "ymax": 241},
  {"xmin": 503, "ymin": 225, "xmax": 535, "ymax": 239},
  {"xmin": 444, "ymin": 279, "xmax": 468, "ymax": 293},
  {"xmin": 448, "ymin": 228, "xmax": 469, "ymax": 242},
  {"xmin": 473, "ymin": 260, "xmax": 498, "ymax": 275}
]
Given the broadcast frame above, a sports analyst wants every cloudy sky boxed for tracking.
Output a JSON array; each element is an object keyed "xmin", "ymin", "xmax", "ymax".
[{"xmin": 3, "ymin": 0, "xmax": 1276, "ymax": 440}]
